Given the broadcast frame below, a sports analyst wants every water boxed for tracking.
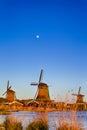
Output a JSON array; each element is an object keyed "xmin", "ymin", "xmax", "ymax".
[{"xmin": 0, "ymin": 111, "xmax": 87, "ymax": 130}]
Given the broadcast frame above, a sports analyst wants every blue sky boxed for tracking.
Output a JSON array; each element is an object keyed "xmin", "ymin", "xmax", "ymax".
[{"xmin": 0, "ymin": 0, "xmax": 87, "ymax": 102}]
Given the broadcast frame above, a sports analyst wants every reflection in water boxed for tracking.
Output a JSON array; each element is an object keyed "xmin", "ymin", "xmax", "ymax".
[{"xmin": 0, "ymin": 111, "xmax": 87, "ymax": 130}]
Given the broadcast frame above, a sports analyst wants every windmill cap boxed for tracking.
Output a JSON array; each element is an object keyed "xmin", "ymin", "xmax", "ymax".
[
  {"xmin": 39, "ymin": 82, "xmax": 48, "ymax": 86},
  {"xmin": 8, "ymin": 89, "xmax": 15, "ymax": 93}
]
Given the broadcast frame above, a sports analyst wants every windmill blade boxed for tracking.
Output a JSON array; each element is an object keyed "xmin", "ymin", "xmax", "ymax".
[
  {"xmin": 7, "ymin": 80, "xmax": 9, "ymax": 90},
  {"xmin": 2, "ymin": 91, "xmax": 7, "ymax": 96},
  {"xmin": 2, "ymin": 86, "xmax": 11, "ymax": 96},
  {"xmin": 30, "ymin": 82, "xmax": 38, "ymax": 86},
  {"xmin": 39, "ymin": 69, "xmax": 43, "ymax": 83},
  {"xmin": 34, "ymin": 87, "xmax": 39, "ymax": 100},
  {"xmin": 78, "ymin": 86, "xmax": 81, "ymax": 94},
  {"xmin": 8, "ymin": 86, "xmax": 12, "ymax": 90}
]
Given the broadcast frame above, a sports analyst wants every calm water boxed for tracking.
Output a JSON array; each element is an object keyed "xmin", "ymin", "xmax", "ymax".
[{"xmin": 0, "ymin": 111, "xmax": 87, "ymax": 130}]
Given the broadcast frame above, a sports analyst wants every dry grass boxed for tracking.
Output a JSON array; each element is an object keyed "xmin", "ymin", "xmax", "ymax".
[
  {"xmin": 0, "ymin": 111, "xmax": 84, "ymax": 130},
  {"xmin": 1, "ymin": 116, "xmax": 23, "ymax": 130},
  {"xmin": 57, "ymin": 122, "xmax": 82, "ymax": 130},
  {"xmin": 26, "ymin": 118, "xmax": 48, "ymax": 130},
  {"xmin": 55, "ymin": 110, "xmax": 83, "ymax": 130}
]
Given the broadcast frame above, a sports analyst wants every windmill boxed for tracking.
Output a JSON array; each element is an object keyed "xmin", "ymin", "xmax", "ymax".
[
  {"xmin": 2, "ymin": 80, "xmax": 16, "ymax": 102},
  {"xmin": 30, "ymin": 69, "xmax": 50, "ymax": 101},
  {"xmin": 72, "ymin": 86, "xmax": 85, "ymax": 103}
]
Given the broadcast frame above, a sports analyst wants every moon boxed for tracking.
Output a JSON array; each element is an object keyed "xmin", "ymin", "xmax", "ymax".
[{"xmin": 36, "ymin": 35, "xmax": 40, "ymax": 39}]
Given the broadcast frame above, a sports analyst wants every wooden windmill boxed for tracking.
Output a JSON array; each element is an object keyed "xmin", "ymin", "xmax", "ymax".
[
  {"xmin": 31, "ymin": 69, "xmax": 50, "ymax": 101},
  {"xmin": 72, "ymin": 87, "xmax": 85, "ymax": 103},
  {"xmin": 2, "ymin": 80, "xmax": 16, "ymax": 102}
]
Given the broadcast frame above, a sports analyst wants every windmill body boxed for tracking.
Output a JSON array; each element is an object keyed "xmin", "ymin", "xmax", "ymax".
[
  {"xmin": 6, "ymin": 89, "xmax": 15, "ymax": 102},
  {"xmin": 31, "ymin": 69, "xmax": 50, "ymax": 101},
  {"xmin": 72, "ymin": 87, "xmax": 84, "ymax": 103},
  {"xmin": 2, "ymin": 80, "xmax": 16, "ymax": 102},
  {"xmin": 36, "ymin": 83, "xmax": 50, "ymax": 101}
]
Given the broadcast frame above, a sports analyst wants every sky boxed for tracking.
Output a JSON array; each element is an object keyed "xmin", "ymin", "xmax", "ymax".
[{"xmin": 0, "ymin": 0, "xmax": 87, "ymax": 102}]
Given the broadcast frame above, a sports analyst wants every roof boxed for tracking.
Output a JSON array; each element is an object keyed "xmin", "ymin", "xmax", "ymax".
[
  {"xmin": 8, "ymin": 101, "xmax": 23, "ymax": 105},
  {"xmin": 27, "ymin": 100, "xmax": 39, "ymax": 105}
]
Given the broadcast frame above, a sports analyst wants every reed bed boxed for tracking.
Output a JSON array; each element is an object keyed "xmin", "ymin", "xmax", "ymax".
[
  {"xmin": 0, "ymin": 111, "xmax": 85, "ymax": 130},
  {"xmin": 0, "ymin": 117, "xmax": 23, "ymax": 130}
]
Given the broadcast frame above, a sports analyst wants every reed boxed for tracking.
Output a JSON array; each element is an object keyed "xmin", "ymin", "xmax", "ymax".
[
  {"xmin": 57, "ymin": 122, "xmax": 82, "ymax": 130},
  {"xmin": 1, "ymin": 117, "xmax": 23, "ymax": 130},
  {"xmin": 26, "ymin": 118, "xmax": 48, "ymax": 130}
]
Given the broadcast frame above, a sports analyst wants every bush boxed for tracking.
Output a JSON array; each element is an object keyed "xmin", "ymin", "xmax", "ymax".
[
  {"xmin": 3, "ymin": 117, "xmax": 23, "ymax": 130},
  {"xmin": 26, "ymin": 118, "xmax": 48, "ymax": 130}
]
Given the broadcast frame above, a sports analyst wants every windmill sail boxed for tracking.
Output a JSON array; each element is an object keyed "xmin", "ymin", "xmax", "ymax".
[
  {"xmin": 7, "ymin": 80, "xmax": 9, "ymax": 89},
  {"xmin": 30, "ymin": 82, "xmax": 38, "ymax": 86},
  {"xmin": 78, "ymin": 86, "xmax": 81, "ymax": 94},
  {"xmin": 39, "ymin": 69, "xmax": 43, "ymax": 83}
]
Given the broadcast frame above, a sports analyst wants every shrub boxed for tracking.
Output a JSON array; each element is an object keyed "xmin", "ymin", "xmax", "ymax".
[
  {"xmin": 26, "ymin": 118, "xmax": 48, "ymax": 130},
  {"xmin": 3, "ymin": 117, "xmax": 23, "ymax": 130}
]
